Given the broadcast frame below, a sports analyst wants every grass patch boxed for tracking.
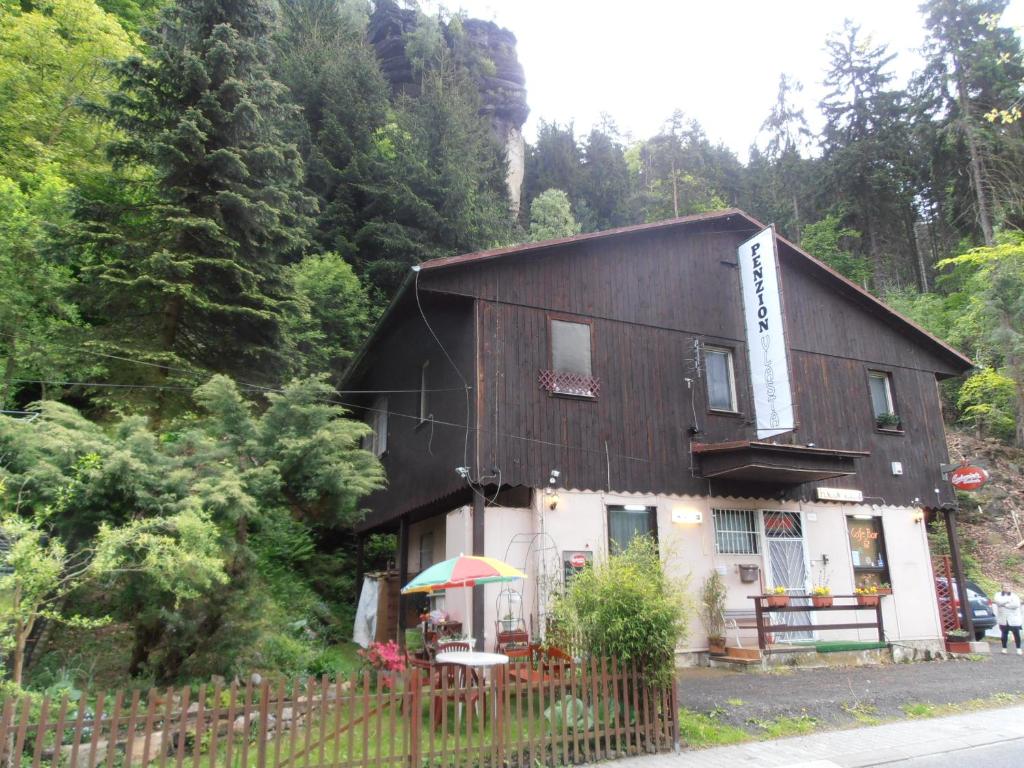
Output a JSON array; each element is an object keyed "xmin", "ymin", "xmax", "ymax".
[
  {"xmin": 901, "ymin": 692, "xmax": 1024, "ymax": 720},
  {"xmin": 750, "ymin": 713, "xmax": 818, "ymax": 738},
  {"xmin": 725, "ymin": 698, "xmax": 745, "ymax": 707},
  {"xmin": 902, "ymin": 702, "xmax": 938, "ymax": 718},
  {"xmin": 311, "ymin": 643, "xmax": 364, "ymax": 678},
  {"xmin": 841, "ymin": 702, "xmax": 880, "ymax": 726},
  {"xmin": 677, "ymin": 708, "xmax": 752, "ymax": 749}
]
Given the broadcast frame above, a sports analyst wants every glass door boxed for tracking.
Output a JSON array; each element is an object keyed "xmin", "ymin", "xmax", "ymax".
[{"xmin": 763, "ymin": 511, "xmax": 812, "ymax": 641}]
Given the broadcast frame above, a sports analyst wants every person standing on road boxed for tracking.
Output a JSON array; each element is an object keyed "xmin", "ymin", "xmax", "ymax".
[{"xmin": 992, "ymin": 586, "xmax": 1023, "ymax": 654}]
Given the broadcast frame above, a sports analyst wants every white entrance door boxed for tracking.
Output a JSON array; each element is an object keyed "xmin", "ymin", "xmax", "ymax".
[{"xmin": 763, "ymin": 511, "xmax": 812, "ymax": 641}]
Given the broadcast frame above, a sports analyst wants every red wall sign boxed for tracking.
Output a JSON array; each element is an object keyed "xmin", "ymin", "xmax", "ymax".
[
  {"xmin": 570, "ymin": 553, "xmax": 588, "ymax": 568},
  {"xmin": 950, "ymin": 465, "xmax": 990, "ymax": 491}
]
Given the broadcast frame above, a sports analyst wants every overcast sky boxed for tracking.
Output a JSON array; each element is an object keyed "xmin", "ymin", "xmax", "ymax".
[{"xmin": 425, "ymin": 0, "xmax": 1024, "ymax": 158}]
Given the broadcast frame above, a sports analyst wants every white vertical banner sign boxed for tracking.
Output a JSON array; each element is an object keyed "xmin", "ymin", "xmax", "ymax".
[{"xmin": 737, "ymin": 227, "xmax": 794, "ymax": 439}]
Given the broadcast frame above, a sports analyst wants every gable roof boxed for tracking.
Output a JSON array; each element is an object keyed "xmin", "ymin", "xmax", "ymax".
[
  {"xmin": 344, "ymin": 208, "xmax": 972, "ymax": 386},
  {"xmin": 416, "ymin": 207, "xmax": 972, "ymax": 372}
]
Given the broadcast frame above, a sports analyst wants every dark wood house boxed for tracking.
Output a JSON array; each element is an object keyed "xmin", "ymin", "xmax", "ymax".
[{"xmin": 344, "ymin": 208, "xmax": 972, "ymax": 657}]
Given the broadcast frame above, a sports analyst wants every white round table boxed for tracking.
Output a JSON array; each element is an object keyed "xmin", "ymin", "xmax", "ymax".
[
  {"xmin": 434, "ymin": 652, "xmax": 509, "ymax": 720},
  {"xmin": 435, "ymin": 651, "xmax": 509, "ymax": 668}
]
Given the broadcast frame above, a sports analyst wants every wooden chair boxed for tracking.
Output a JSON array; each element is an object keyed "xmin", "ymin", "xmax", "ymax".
[
  {"xmin": 405, "ymin": 649, "xmax": 433, "ymax": 676},
  {"xmin": 431, "ymin": 663, "xmax": 481, "ymax": 728},
  {"xmin": 540, "ymin": 645, "xmax": 572, "ymax": 679},
  {"xmin": 495, "ymin": 627, "xmax": 530, "ymax": 653},
  {"xmin": 437, "ymin": 640, "xmax": 471, "ymax": 653}
]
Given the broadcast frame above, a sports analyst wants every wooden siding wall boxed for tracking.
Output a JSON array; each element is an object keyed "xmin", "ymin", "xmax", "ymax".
[
  {"xmin": 419, "ymin": 222, "xmax": 961, "ymax": 508},
  {"xmin": 352, "ymin": 295, "xmax": 477, "ymax": 531}
]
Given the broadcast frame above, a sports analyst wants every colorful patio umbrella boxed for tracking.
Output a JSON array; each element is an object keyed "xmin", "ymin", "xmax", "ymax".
[{"xmin": 401, "ymin": 554, "xmax": 526, "ymax": 594}]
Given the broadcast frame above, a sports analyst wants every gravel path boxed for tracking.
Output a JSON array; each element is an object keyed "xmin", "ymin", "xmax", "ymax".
[{"xmin": 677, "ymin": 641, "xmax": 1024, "ymax": 730}]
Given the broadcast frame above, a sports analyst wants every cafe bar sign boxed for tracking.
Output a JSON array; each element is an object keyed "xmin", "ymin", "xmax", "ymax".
[{"xmin": 816, "ymin": 488, "xmax": 865, "ymax": 503}]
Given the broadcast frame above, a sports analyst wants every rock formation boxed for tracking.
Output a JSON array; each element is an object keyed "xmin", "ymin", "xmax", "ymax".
[{"xmin": 367, "ymin": 0, "xmax": 529, "ymax": 215}]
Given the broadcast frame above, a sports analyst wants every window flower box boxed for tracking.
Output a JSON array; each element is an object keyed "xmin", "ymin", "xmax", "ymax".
[
  {"xmin": 811, "ymin": 586, "xmax": 832, "ymax": 607},
  {"xmin": 764, "ymin": 590, "xmax": 789, "ymax": 608},
  {"xmin": 855, "ymin": 586, "xmax": 880, "ymax": 606}
]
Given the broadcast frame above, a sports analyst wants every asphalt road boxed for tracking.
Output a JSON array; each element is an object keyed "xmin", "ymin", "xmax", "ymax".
[
  {"xmin": 883, "ymin": 739, "xmax": 1024, "ymax": 767},
  {"xmin": 676, "ymin": 642, "xmax": 1024, "ymax": 730}
]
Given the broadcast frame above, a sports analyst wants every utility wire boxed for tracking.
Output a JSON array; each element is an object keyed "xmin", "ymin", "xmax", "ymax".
[{"xmin": 10, "ymin": 378, "xmax": 468, "ymax": 396}]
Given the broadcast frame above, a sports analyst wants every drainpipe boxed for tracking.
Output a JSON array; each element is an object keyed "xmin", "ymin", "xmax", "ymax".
[
  {"xmin": 943, "ymin": 505, "xmax": 975, "ymax": 640},
  {"xmin": 472, "ymin": 487, "xmax": 485, "ymax": 646},
  {"xmin": 397, "ymin": 516, "xmax": 409, "ymax": 648}
]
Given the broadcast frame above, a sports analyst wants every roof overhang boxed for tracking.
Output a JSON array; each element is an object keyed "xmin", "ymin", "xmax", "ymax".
[{"xmin": 692, "ymin": 441, "xmax": 870, "ymax": 486}]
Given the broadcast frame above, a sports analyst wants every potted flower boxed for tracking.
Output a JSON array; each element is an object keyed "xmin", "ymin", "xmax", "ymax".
[
  {"xmin": 876, "ymin": 412, "xmax": 901, "ymax": 430},
  {"xmin": 764, "ymin": 585, "xmax": 789, "ymax": 608},
  {"xmin": 875, "ymin": 582, "xmax": 893, "ymax": 596},
  {"xmin": 701, "ymin": 571, "xmax": 728, "ymax": 655},
  {"xmin": 855, "ymin": 586, "xmax": 880, "ymax": 607},
  {"xmin": 811, "ymin": 585, "xmax": 833, "ymax": 608},
  {"xmin": 945, "ymin": 628, "xmax": 972, "ymax": 653}
]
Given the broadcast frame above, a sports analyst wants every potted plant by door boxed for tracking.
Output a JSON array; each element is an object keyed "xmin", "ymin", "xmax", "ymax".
[
  {"xmin": 855, "ymin": 586, "xmax": 880, "ymax": 607},
  {"xmin": 701, "ymin": 571, "xmax": 728, "ymax": 656},
  {"xmin": 945, "ymin": 629, "xmax": 972, "ymax": 653},
  {"xmin": 765, "ymin": 585, "xmax": 790, "ymax": 608},
  {"xmin": 811, "ymin": 585, "xmax": 833, "ymax": 608}
]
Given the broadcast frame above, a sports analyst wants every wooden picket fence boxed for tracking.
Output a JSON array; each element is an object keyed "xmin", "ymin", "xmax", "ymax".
[{"xmin": 0, "ymin": 658, "xmax": 678, "ymax": 767}]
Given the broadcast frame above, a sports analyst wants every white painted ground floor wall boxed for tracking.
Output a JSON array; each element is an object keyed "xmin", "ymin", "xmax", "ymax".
[{"xmin": 406, "ymin": 489, "xmax": 945, "ymax": 658}]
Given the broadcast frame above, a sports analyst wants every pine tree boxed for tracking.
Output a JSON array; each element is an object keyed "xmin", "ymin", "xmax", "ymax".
[
  {"xmin": 353, "ymin": 18, "xmax": 513, "ymax": 295},
  {"xmin": 579, "ymin": 119, "xmax": 631, "ymax": 231},
  {"xmin": 917, "ymin": 0, "xmax": 1024, "ymax": 244},
  {"xmin": 755, "ymin": 74, "xmax": 812, "ymax": 241},
  {"xmin": 77, "ymin": 0, "xmax": 317, "ymax": 411},
  {"xmin": 819, "ymin": 21, "xmax": 919, "ymax": 288},
  {"xmin": 273, "ymin": 0, "xmax": 390, "ymax": 261}
]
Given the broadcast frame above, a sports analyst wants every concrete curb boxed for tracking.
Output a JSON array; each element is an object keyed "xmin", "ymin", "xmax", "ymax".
[{"xmin": 606, "ymin": 704, "xmax": 1024, "ymax": 767}]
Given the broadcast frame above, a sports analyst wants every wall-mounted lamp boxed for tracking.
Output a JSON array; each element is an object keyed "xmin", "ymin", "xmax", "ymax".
[
  {"xmin": 544, "ymin": 489, "xmax": 560, "ymax": 510},
  {"xmin": 912, "ymin": 510, "xmax": 925, "ymax": 524},
  {"xmin": 671, "ymin": 507, "xmax": 703, "ymax": 525}
]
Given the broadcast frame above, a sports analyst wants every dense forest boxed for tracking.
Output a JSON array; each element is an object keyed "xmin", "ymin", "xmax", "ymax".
[{"xmin": 1, "ymin": 0, "xmax": 1023, "ymax": 691}]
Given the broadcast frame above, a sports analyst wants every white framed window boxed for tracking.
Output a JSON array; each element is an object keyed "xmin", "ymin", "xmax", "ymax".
[
  {"xmin": 419, "ymin": 360, "xmax": 430, "ymax": 423},
  {"xmin": 362, "ymin": 395, "xmax": 388, "ymax": 457},
  {"xmin": 713, "ymin": 508, "xmax": 759, "ymax": 554},
  {"xmin": 418, "ymin": 532, "xmax": 434, "ymax": 571},
  {"xmin": 704, "ymin": 346, "xmax": 737, "ymax": 412},
  {"xmin": 551, "ymin": 319, "xmax": 592, "ymax": 377},
  {"xmin": 868, "ymin": 370, "xmax": 898, "ymax": 424}
]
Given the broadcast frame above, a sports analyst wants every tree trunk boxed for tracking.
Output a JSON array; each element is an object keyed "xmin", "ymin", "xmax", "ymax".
[
  {"xmin": 670, "ymin": 158, "xmax": 679, "ymax": 218},
  {"xmin": 128, "ymin": 620, "xmax": 165, "ymax": 677},
  {"xmin": 1, "ymin": 325, "xmax": 18, "ymax": 410},
  {"xmin": 154, "ymin": 294, "xmax": 185, "ymax": 425},
  {"xmin": 954, "ymin": 55, "xmax": 995, "ymax": 245},
  {"xmin": 791, "ymin": 193, "xmax": 801, "ymax": 242}
]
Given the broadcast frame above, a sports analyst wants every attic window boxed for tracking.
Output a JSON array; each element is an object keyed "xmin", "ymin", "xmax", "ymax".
[
  {"xmin": 362, "ymin": 395, "xmax": 388, "ymax": 457},
  {"xmin": 540, "ymin": 318, "xmax": 600, "ymax": 398}
]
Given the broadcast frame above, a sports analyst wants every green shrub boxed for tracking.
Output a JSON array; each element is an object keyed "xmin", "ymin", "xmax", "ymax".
[
  {"xmin": 254, "ymin": 633, "xmax": 314, "ymax": 677},
  {"xmin": 956, "ymin": 367, "xmax": 1017, "ymax": 442},
  {"xmin": 700, "ymin": 570, "xmax": 727, "ymax": 640},
  {"xmin": 547, "ymin": 537, "xmax": 688, "ymax": 687}
]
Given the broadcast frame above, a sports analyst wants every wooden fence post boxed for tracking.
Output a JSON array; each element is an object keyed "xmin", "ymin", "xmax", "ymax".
[
  {"xmin": 408, "ymin": 669, "xmax": 421, "ymax": 768},
  {"xmin": 256, "ymin": 681, "xmax": 269, "ymax": 768}
]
